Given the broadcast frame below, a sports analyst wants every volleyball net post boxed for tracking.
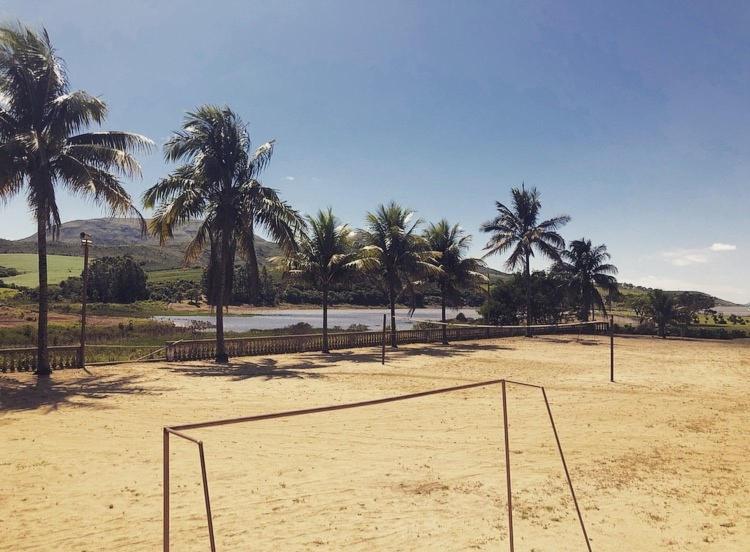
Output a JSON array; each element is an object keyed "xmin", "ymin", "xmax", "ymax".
[{"xmin": 162, "ymin": 379, "xmax": 593, "ymax": 551}]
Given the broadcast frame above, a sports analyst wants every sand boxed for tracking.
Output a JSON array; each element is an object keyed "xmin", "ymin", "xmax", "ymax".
[{"xmin": 1, "ymin": 335, "xmax": 748, "ymax": 551}]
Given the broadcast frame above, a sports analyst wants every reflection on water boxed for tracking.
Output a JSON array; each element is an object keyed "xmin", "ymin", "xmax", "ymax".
[{"xmin": 153, "ymin": 307, "xmax": 480, "ymax": 332}]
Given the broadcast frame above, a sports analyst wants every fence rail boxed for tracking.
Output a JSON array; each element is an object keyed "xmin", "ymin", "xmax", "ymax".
[
  {"xmin": 165, "ymin": 322, "xmax": 607, "ymax": 362},
  {"xmin": 0, "ymin": 346, "xmax": 82, "ymax": 373},
  {"xmin": 0, "ymin": 321, "xmax": 607, "ymax": 372}
]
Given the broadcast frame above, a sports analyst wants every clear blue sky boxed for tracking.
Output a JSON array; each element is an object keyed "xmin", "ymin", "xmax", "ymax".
[{"xmin": 2, "ymin": 1, "xmax": 749, "ymax": 302}]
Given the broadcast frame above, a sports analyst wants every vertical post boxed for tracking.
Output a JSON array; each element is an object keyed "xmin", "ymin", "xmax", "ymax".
[
  {"xmin": 485, "ymin": 269, "xmax": 491, "ymax": 338},
  {"xmin": 541, "ymin": 387, "xmax": 592, "ymax": 552},
  {"xmin": 381, "ymin": 314, "xmax": 386, "ymax": 365},
  {"xmin": 609, "ymin": 315, "xmax": 614, "ymax": 383},
  {"xmin": 501, "ymin": 380, "xmax": 514, "ymax": 551},
  {"xmin": 163, "ymin": 428, "xmax": 169, "ymax": 552},
  {"xmin": 198, "ymin": 442, "xmax": 217, "ymax": 552},
  {"xmin": 79, "ymin": 233, "xmax": 91, "ymax": 368}
]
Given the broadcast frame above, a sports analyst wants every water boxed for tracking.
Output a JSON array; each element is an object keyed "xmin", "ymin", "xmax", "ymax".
[{"xmin": 153, "ymin": 307, "xmax": 480, "ymax": 332}]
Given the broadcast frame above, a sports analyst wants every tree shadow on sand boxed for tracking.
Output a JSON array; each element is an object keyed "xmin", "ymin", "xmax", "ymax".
[
  {"xmin": 0, "ymin": 373, "xmax": 168, "ymax": 413},
  {"xmin": 168, "ymin": 357, "xmax": 325, "ymax": 381},
  {"xmin": 166, "ymin": 342, "xmax": 513, "ymax": 383}
]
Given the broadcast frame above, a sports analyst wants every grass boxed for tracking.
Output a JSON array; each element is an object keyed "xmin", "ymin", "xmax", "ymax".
[
  {"xmin": 0, "ymin": 253, "xmax": 83, "ymax": 287},
  {"xmin": 146, "ymin": 267, "xmax": 203, "ymax": 283}
]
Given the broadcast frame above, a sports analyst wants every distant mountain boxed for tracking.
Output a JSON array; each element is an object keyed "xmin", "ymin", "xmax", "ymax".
[{"xmin": 1, "ymin": 218, "xmax": 278, "ymax": 271}]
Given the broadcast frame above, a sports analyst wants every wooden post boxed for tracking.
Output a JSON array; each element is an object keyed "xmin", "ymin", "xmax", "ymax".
[
  {"xmin": 381, "ymin": 314, "xmax": 386, "ymax": 365},
  {"xmin": 501, "ymin": 380, "xmax": 514, "ymax": 551},
  {"xmin": 79, "ymin": 233, "xmax": 91, "ymax": 368},
  {"xmin": 485, "ymin": 269, "xmax": 491, "ymax": 338},
  {"xmin": 163, "ymin": 428, "xmax": 169, "ymax": 552},
  {"xmin": 609, "ymin": 315, "xmax": 614, "ymax": 382}
]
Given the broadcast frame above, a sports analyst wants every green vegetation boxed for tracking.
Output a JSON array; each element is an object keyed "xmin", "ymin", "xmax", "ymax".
[
  {"xmin": 0, "ymin": 253, "xmax": 83, "ymax": 287},
  {"xmin": 146, "ymin": 267, "xmax": 203, "ymax": 283}
]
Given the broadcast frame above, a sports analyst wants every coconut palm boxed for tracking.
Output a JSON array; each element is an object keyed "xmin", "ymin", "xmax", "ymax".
[
  {"xmin": 144, "ymin": 105, "xmax": 302, "ymax": 363},
  {"xmin": 274, "ymin": 208, "xmax": 357, "ymax": 352},
  {"xmin": 357, "ymin": 202, "xmax": 440, "ymax": 347},
  {"xmin": 647, "ymin": 289, "xmax": 676, "ymax": 338},
  {"xmin": 481, "ymin": 185, "xmax": 570, "ymax": 336},
  {"xmin": 424, "ymin": 220, "xmax": 486, "ymax": 344},
  {"xmin": 0, "ymin": 24, "xmax": 152, "ymax": 376},
  {"xmin": 556, "ymin": 238, "xmax": 618, "ymax": 321}
]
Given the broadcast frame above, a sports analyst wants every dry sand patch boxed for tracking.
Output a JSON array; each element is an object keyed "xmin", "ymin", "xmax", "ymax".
[{"xmin": 1, "ymin": 335, "xmax": 749, "ymax": 550}]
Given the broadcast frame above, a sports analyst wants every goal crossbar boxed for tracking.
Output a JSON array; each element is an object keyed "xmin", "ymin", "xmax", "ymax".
[{"xmin": 163, "ymin": 378, "xmax": 592, "ymax": 552}]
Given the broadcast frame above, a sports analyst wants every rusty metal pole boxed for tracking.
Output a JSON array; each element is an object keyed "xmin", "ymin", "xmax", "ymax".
[
  {"xmin": 79, "ymin": 233, "xmax": 91, "ymax": 368},
  {"xmin": 198, "ymin": 442, "xmax": 217, "ymax": 552},
  {"xmin": 163, "ymin": 428, "xmax": 170, "ymax": 552},
  {"xmin": 501, "ymin": 380, "xmax": 514, "ymax": 551},
  {"xmin": 609, "ymin": 315, "xmax": 614, "ymax": 383},
  {"xmin": 381, "ymin": 313, "xmax": 386, "ymax": 365},
  {"xmin": 541, "ymin": 387, "xmax": 592, "ymax": 552}
]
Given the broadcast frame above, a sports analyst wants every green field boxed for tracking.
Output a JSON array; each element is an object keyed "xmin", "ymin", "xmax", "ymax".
[
  {"xmin": 0, "ymin": 253, "xmax": 83, "ymax": 288},
  {"xmin": 146, "ymin": 267, "xmax": 203, "ymax": 282}
]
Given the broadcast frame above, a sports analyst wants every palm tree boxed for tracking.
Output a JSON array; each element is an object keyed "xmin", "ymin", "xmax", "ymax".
[
  {"xmin": 357, "ymin": 202, "xmax": 440, "ymax": 347},
  {"xmin": 144, "ymin": 106, "xmax": 302, "ymax": 363},
  {"xmin": 647, "ymin": 289, "xmax": 675, "ymax": 338},
  {"xmin": 0, "ymin": 24, "xmax": 152, "ymax": 376},
  {"xmin": 424, "ymin": 220, "xmax": 486, "ymax": 344},
  {"xmin": 274, "ymin": 208, "xmax": 357, "ymax": 352},
  {"xmin": 481, "ymin": 185, "xmax": 570, "ymax": 336},
  {"xmin": 556, "ymin": 238, "xmax": 618, "ymax": 321}
]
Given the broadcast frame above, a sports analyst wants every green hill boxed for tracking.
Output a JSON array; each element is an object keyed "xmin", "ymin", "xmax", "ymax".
[{"xmin": 0, "ymin": 253, "xmax": 83, "ymax": 287}]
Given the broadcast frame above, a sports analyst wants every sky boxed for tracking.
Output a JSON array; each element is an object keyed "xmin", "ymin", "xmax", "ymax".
[{"xmin": 2, "ymin": 0, "xmax": 749, "ymax": 302}]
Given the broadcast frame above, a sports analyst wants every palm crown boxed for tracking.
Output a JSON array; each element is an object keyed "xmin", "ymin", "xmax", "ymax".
[
  {"xmin": 424, "ymin": 220, "xmax": 486, "ymax": 305},
  {"xmin": 357, "ymin": 202, "xmax": 440, "ymax": 346},
  {"xmin": 557, "ymin": 238, "xmax": 618, "ymax": 320}
]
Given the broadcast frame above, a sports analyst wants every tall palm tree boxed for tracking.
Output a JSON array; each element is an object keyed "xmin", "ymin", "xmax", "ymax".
[
  {"xmin": 556, "ymin": 238, "xmax": 618, "ymax": 321},
  {"xmin": 424, "ymin": 220, "xmax": 486, "ymax": 344},
  {"xmin": 357, "ymin": 202, "xmax": 440, "ymax": 347},
  {"xmin": 274, "ymin": 208, "xmax": 357, "ymax": 352},
  {"xmin": 0, "ymin": 24, "xmax": 152, "ymax": 376},
  {"xmin": 481, "ymin": 185, "xmax": 570, "ymax": 336},
  {"xmin": 144, "ymin": 106, "xmax": 302, "ymax": 363}
]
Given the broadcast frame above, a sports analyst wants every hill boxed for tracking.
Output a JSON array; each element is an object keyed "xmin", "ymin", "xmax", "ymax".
[{"xmin": 0, "ymin": 218, "xmax": 278, "ymax": 272}]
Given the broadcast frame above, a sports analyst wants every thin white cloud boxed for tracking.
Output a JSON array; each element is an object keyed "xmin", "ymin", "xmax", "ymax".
[
  {"xmin": 284, "ymin": 176, "xmax": 295, "ymax": 181},
  {"xmin": 662, "ymin": 249, "xmax": 708, "ymax": 266},
  {"xmin": 710, "ymin": 242, "xmax": 736, "ymax": 252}
]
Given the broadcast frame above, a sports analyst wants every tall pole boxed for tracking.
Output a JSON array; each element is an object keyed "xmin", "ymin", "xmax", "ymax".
[
  {"xmin": 381, "ymin": 313, "xmax": 386, "ymax": 365},
  {"xmin": 609, "ymin": 315, "xmax": 614, "ymax": 383},
  {"xmin": 501, "ymin": 380, "xmax": 514, "ymax": 551},
  {"xmin": 485, "ymin": 269, "xmax": 491, "ymax": 338},
  {"xmin": 79, "ymin": 233, "xmax": 91, "ymax": 369}
]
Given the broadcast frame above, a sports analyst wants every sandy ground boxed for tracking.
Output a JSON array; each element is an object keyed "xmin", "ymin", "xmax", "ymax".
[{"xmin": 1, "ymin": 335, "xmax": 748, "ymax": 551}]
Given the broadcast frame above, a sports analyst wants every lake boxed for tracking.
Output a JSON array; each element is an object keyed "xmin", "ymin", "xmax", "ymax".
[{"xmin": 154, "ymin": 307, "xmax": 481, "ymax": 332}]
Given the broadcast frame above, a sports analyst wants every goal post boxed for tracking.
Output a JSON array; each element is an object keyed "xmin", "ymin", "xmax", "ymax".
[{"xmin": 163, "ymin": 379, "xmax": 592, "ymax": 552}]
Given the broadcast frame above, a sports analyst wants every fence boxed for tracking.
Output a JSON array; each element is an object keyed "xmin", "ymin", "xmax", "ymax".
[
  {"xmin": 0, "ymin": 321, "xmax": 607, "ymax": 372},
  {"xmin": 165, "ymin": 321, "xmax": 607, "ymax": 362},
  {"xmin": 0, "ymin": 346, "xmax": 83, "ymax": 373}
]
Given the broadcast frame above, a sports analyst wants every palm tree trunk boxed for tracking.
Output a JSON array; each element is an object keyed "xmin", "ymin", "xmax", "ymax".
[
  {"xmin": 245, "ymin": 220, "xmax": 261, "ymax": 305},
  {"xmin": 36, "ymin": 208, "xmax": 51, "ymax": 376},
  {"xmin": 524, "ymin": 251, "xmax": 532, "ymax": 337},
  {"xmin": 322, "ymin": 286, "xmax": 329, "ymax": 353},
  {"xmin": 441, "ymin": 286, "xmax": 448, "ymax": 345},
  {"xmin": 214, "ymin": 230, "xmax": 230, "ymax": 363}
]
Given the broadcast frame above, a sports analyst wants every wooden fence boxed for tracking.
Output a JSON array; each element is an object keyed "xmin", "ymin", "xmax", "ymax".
[
  {"xmin": 0, "ymin": 321, "xmax": 607, "ymax": 372},
  {"xmin": 165, "ymin": 321, "xmax": 608, "ymax": 362}
]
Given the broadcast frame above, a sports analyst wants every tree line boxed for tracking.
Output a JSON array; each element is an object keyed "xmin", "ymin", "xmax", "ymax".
[{"xmin": 0, "ymin": 23, "xmax": 717, "ymax": 375}]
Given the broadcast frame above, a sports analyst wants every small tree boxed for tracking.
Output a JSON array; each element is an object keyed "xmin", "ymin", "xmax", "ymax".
[
  {"xmin": 275, "ymin": 209, "xmax": 357, "ymax": 352},
  {"xmin": 647, "ymin": 289, "xmax": 676, "ymax": 338}
]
